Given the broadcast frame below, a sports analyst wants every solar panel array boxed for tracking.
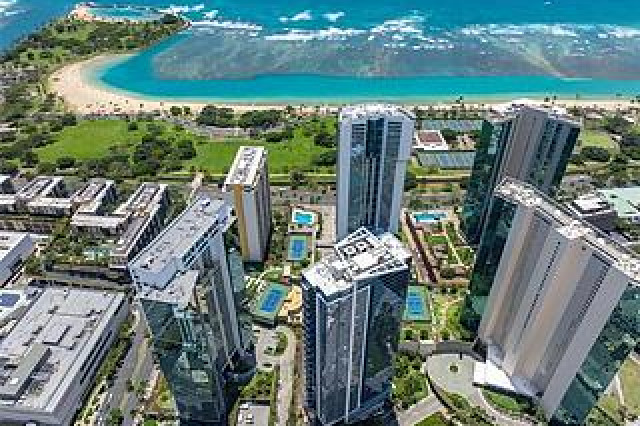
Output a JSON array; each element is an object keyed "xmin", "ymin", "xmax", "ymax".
[
  {"xmin": 421, "ymin": 119, "xmax": 484, "ymax": 132},
  {"xmin": 417, "ymin": 151, "xmax": 476, "ymax": 169}
]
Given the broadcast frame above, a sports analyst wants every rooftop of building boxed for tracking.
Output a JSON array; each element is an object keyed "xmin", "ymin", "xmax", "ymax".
[
  {"xmin": 15, "ymin": 176, "xmax": 64, "ymax": 201},
  {"xmin": 339, "ymin": 104, "xmax": 415, "ymax": 122},
  {"xmin": 488, "ymin": 99, "xmax": 580, "ymax": 126},
  {"xmin": 224, "ymin": 146, "xmax": 266, "ymax": 187},
  {"xmin": 0, "ymin": 232, "xmax": 31, "ymax": 259},
  {"xmin": 569, "ymin": 193, "xmax": 615, "ymax": 215},
  {"xmin": 414, "ymin": 130, "xmax": 449, "ymax": 150},
  {"xmin": 597, "ymin": 187, "xmax": 640, "ymax": 217},
  {"xmin": 113, "ymin": 182, "xmax": 166, "ymax": 216},
  {"xmin": 0, "ymin": 286, "xmax": 124, "ymax": 413},
  {"xmin": 303, "ymin": 228, "xmax": 411, "ymax": 297},
  {"xmin": 129, "ymin": 196, "xmax": 230, "ymax": 283},
  {"xmin": 497, "ymin": 178, "xmax": 640, "ymax": 282},
  {"xmin": 110, "ymin": 183, "xmax": 168, "ymax": 260},
  {"xmin": 71, "ymin": 178, "xmax": 114, "ymax": 207},
  {"xmin": 71, "ymin": 213, "xmax": 127, "ymax": 229}
]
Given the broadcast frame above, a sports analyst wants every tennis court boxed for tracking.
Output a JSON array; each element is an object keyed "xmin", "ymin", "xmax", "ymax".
[
  {"xmin": 422, "ymin": 119, "xmax": 483, "ymax": 132},
  {"xmin": 404, "ymin": 286, "xmax": 430, "ymax": 322},
  {"xmin": 288, "ymin": 235, "xmax": 309, "ymax": 261},
  {"xmin": 417, "ymin": 151, "xmax": 475, "ymax": 169},
  {"xmin": 252, "ymin": 282, "xmax": 290, "ymax": 325}
]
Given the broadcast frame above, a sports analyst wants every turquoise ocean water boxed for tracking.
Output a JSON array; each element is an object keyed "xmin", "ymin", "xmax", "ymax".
[{"xmin": 4, "ymin": 0, "xmax": 640, "ymax": 102}]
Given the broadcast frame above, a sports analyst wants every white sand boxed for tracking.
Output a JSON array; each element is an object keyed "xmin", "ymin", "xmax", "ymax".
[{"xmin": 49, "ymin": 54, "xmax": 639, "ymax": 115}]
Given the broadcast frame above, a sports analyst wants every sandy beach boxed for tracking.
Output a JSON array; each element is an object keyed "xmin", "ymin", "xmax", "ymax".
[{"xmin": 49, "ymin": 54, "xmax": 639, "ymax": 115}]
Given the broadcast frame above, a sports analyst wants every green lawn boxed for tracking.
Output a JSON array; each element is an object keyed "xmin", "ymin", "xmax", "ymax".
[
  {"xmin": 427, "ymin": 235, "xmax": 448, "ymax": 245},
  {"xmin": 393, "ymin": 353, "xmax": 429, "ymax": 409},
  {"xmin": 36, "ymin": 120, "xmax": 145, "ymax": 161},
  {"xmin": 35, "ymin": 119, "xmax": 333, "ymax": 174},
  {"xmin": 185, "ymin": 127, "xmax": 332, "ymax": 174},
  {"xmin": 457, "ymin": 247, "xmax": 474, "ymax": 266},
  {"xmin": 596, "ymin": 394, "xmax": 625, "ymax": 425},
  {"xmin": 240, "ymin": 369, "xmax": 276, "ymax": 400},
  {"xmin": 619, "ymin": 358, "xmax": 640, "ymax": 416},
  {"xmin": 580, "ymin": 130, "xmax": 618, "ymax": 152},
  {"xmin": 415, "ymin": 412, "xmax": 450, "ymax": 426}
]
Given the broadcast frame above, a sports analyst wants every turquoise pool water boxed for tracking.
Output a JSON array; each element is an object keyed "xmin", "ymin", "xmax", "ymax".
[
  {"xmin": 413, "ymin": 211, "xmax": 448, "ymax": 224},
  {"xmin": 293, "ymin": 211, "xmax": 314, "ymax": 226}
]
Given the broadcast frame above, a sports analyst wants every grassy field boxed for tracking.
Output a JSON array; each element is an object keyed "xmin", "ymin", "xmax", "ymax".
[
  {"xmin": 185, "ymin": 127, "xmax": 333, "ymax": 174},
  {"xmin": 619, "ymin": 358, "xmax": 640, "ymax": 416},
  {"xmin": 579, "ymin": 129, "xmax": 619, "ymax": 152},
  {"xmin": 36, "ymin": 119, "xmax": 333, "ymax": 174},
  {"xmin": 36, "ymin": 120, "xmax": 145, "ymax": 161},
  {"xmin": 597, "ymin": 394, "xmax": 625, "ymax": 424}
]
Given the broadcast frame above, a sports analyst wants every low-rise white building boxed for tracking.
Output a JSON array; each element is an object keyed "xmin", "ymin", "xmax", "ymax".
[
  {"xmin": 567, "ymin": 192, "xmax": 617, "ymax": 232},
  {"xmin": 413, "ymin": 130, "xmax": 449, "ymax": 151},
  {"xmin": 0, "ymin": 232, "xmax": 34, "ymax": 285},
  {"xmin": 0, "ymin": 286, "xmax": 128, "ymax": 425}
]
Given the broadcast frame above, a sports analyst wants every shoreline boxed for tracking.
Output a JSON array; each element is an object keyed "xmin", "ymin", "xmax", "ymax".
[{"xmin": 49, "ymin": 54, "xmax": 640, "ymax": 114}]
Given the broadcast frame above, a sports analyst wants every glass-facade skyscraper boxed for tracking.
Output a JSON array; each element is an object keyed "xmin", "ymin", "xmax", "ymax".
[
  {"xmin": 461, "ymin": 102, "xmax": 580, "ymax": 245},
  {"xmin": 336, "ymin": 104, "xmax": 415, "ymax": 240},
  {"xmin": 467, "ymin": 179, "xmax": 640, "ymax": 425},
  {"xmin": 129, "ymin": 197, "xmax": 245, "ymax": 425},
  {"xmin": 301, "ymin": 228, "xmax": 411, "ymax": 425}
]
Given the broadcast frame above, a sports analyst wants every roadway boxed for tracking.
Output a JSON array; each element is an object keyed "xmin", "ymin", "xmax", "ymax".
[{"xmin": 95, "ymin": 304, "xmax": 154, "ymax": 426}]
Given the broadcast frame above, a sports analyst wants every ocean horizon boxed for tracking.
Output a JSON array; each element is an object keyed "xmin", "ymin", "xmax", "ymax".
[{"xmin": 6, "ymin": 0, "xmax": 640, "ymax": 102}]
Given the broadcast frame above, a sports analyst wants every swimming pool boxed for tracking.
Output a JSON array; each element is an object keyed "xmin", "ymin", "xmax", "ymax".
[
  {"xmin": 288, "ymin": 235, "xmax": 308, "ymax": 261},
  {"xmin": 292, "ymin": 209, "xmax": 316, "ymax": 226},
  {"xmin": 413, "ymin": 211, "xmax": 449, "ymax": 224}
]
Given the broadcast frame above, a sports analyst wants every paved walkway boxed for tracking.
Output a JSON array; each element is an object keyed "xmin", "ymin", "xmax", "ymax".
[
  {"xmin": 426, "ymin": 353, "xmax": 532, "ymax": 426},
  {"xmin": 254, "ymin": 324, "xmax": 296, "ymax": 426},
  {"xmin": 397, "ymin": 395, "xmax": 443, "ymax": 426}
]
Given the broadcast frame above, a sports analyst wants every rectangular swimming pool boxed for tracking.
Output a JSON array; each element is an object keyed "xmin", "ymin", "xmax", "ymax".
[
  {"xmin": 293, "ymin": 210, "xmax": 315, "ymax": 226},
  {"xmin": 413, "ymin": 211, "xmax": 448, "ymax": 224}
]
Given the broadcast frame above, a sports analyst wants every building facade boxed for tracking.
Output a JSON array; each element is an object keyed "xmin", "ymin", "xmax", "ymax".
[
  {"xmin": 302, "ymin": 228, "xmax": 411, "ymax": 425},
  {"xmin": 461, "ymin": 102, "xmax": 581, "ymax": 244},
  {"xmin": 0, "ymin": 231, "xmax": 34, "ymax": 285},
  {"xmin": 467, "ymin": 179, "xmax": 640, "ymax": 424},
  {"xmin": 336, "ymin": 105, "xmax": 414, "ymax": 240},
  {"xmin": 224, "ymin": 146, "xmax": 272, "ymax": 262},
  {"xmin": 129, "ymin": 196, "xmax": 245, "ymax": 424}
]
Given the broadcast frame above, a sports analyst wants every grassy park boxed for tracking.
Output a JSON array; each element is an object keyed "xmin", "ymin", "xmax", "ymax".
[
  {"xmin": 33, "ymin": 118, "xmax": 335, "ymax": 176},
  {"xmin": 184, "ymin": 126, "xmax": 334, "ymax": 175},
  {"xmin": 579, "ymin": 129, "xmax": 618, "ymax": 152},
  {"xmin": 392, "ymin": 353, "xmax": 429, "ymax": 409},
  {"xmin": 35, "ymin": 119, "xmax": 150, "ymax": 160},
  {"xmin": 619, "ymin": 358, "xmax": 640, "ymax": 418}
]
